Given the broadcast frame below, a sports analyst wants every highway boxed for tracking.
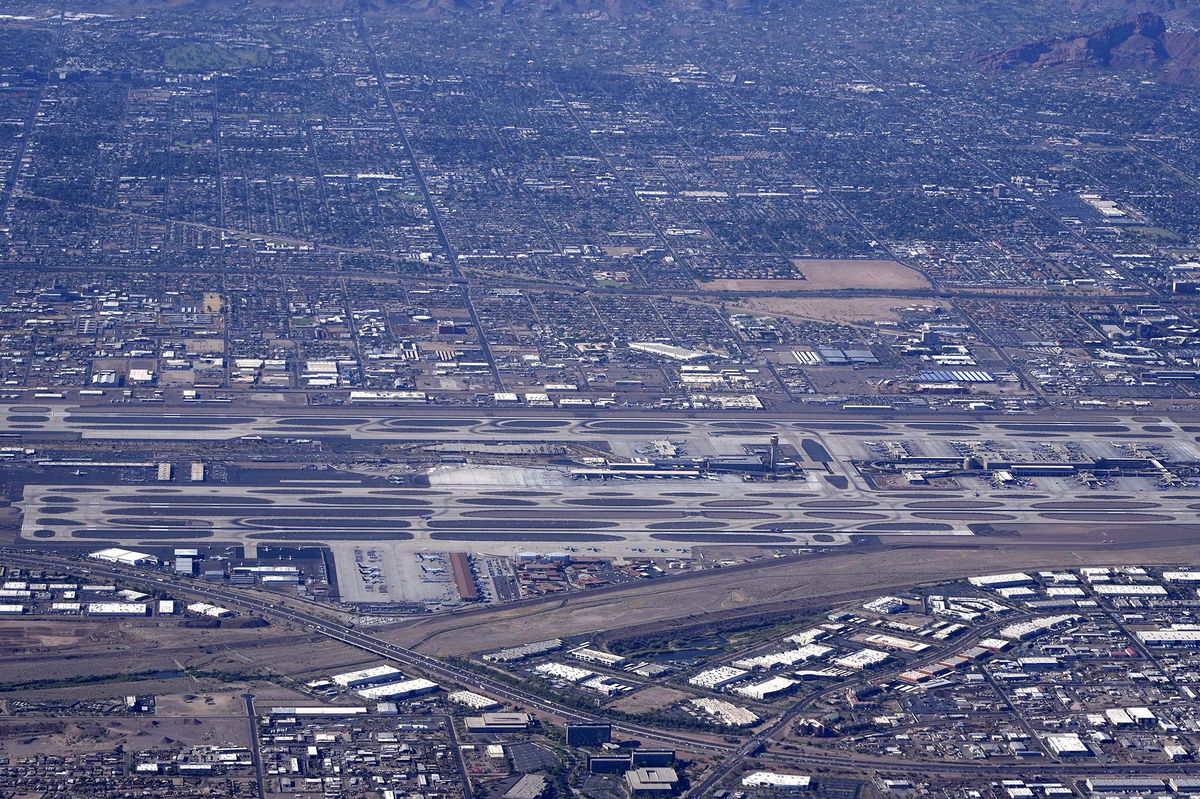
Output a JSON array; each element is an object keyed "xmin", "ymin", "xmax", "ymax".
[
  {"xmin": 7, "ymin": 548, "xmax": 1200, "ymax": 790},
  {"xmin": 0, "ymin": 548, "xmax": 729, "ymax": 755}
]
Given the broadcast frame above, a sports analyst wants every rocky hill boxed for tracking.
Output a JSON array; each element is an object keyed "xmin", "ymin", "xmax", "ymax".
[
  {"xmin": 975, "ymin": 11, "xmax": 1200, "ymax": 83},
  {"xmin": 361, "ymin": 0, "xmax": 777, "ymax": 13},
  {"xmin": 5, "ymin": 0, "xmax": 780, "ymax": 16},
  {"xmin": 1065, "ymin": 0, "xmax": 1200, "ymax": 16}
]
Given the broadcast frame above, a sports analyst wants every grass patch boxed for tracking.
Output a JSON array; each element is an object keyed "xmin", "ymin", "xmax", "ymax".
[
  {"xmin": 164, "ymin": 42, "xmax": 270, "ymax": 71},
  {"xmin": 0, "ymin": 668, "xmax": 265, "ymax": 693},
  {"xmin": 605, "ymin": 607, "xmax": 825, "ymax": 658}
]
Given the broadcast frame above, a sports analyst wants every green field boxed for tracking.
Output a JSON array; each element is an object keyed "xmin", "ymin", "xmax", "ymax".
[{"xmin": 164, "ymin": 42, "xmax": 270, "ymax": 71}]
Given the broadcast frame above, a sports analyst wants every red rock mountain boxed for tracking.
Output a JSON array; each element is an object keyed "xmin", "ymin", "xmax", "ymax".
[
  {"xmin": 355, "ymin": 0, "xmax": 774, "ymax": 12},
  {"xmin": 976, "ymin": 12, "xmax": 1200, "ymax": 84}
]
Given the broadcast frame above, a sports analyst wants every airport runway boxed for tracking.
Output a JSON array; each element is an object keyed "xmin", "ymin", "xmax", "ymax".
[
  {"xmin": 12, "ymin": 406, "xmax": 1200, "ymax": 548},
  {"xmin": 22, "ymin": 473, "xmax": 1200, "ymax": 549},
  {"xmin": 6, "ymin": 404, "xmax": 1198, "ymax": 465},
  {"xmin": 11, "ymin": 405, "xmax": 1200, "ymax": 602},
  {"xmin": 4, "ymin": 404, "xmax": 1195, "ymax": 447}
]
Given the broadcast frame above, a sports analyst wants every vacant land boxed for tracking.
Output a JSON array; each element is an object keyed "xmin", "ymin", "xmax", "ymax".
[
  {"xmin": 0, "ymin": 714, "xmax": 250, "ymax": 757},
  {"xmin": 730, "ymin": 296, "xmax": 949, "ymax": 324},
  {"xmin": 0, "ymin": 620, "xmax": 365, "ymax": 704},
  {"xmin": 706, "ymin": 259, "xmax": 931, "ymax": 291},
  {"xmin": 202, "ymin": 292, "xmax": 225, "ymax": 313},
  {"xmin": 383, "ymin": 535, "xmax": 1200, "ymax": 656},
  {"xmin": 163, "ymin": 42, "xmax": 270, "ymax": 71},
  {"xmin": 0, "ymin": 621, "xmax": 94, "ymax": 650},
  {"xmin": 610, "ymin": 686, "xmax": 692, "ymax": 713}
]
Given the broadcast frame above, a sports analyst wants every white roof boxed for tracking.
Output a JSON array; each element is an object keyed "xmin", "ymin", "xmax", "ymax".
[
  {"xmin": 87, "ymin": 602, "xmax": 147, "ymax": 613},
  {"xmin": 689, "ymin": 697, "xmax": 758, "ymax": 726},
  {"xmin": 734, "ymin": 677, "xmax": 797, "ymax": 698},
  {"xmin": 629, "ymin": 341, "xmax": 713, "ymax": 361},
  {"xmin": 330, "ymin": 665, "xmax": 403, "ymax": 687},
  {"xmin": 1139, "ymin": 628, "xmax": 1200, "ymax": 642},
  {"xmin": 1093, "ymin": 584, "xmax": 1167, "ymax": 595},
  {"xmin": 534, "ymin": 662, "xmax": 594, "ymax": 682},
  {"xmin": 90, "ymin": 547, "xmax": 156, "ymax": 565},
  {"xmin": 689, "ymin": 665, "xmax": 748, "ymax": 687},
  {"xmin": 355, "ymin": 678, "xmax": 439, "ymax": 699},
  {"xmin": 1045, "ymin": 733, "xmax": 1088, "ymax": 754},
  {"xmin": 448, "ymin": 690, "xmax": 500, "ymax": 710},
  {"xmin": 1162, "ymin": 571, "xmax": 1200, "ymax": 582},
  {"xmin": 968, "ymin": 572, "xmax": 1033, "ymax": 587},
  {"xmin": 734, "ymin": 644, "xmax": 831, "ymax": 669},
  {"xmin": 999, "ymin": 615, "xmax": 1080, "ymax": 640},
  {"xmin": 743, "ymin": 772, "xmax": 811, "ymax": 788},
  {"xmin": 833, "ymin": 648, "xmax": 889, "ymax": 669}
]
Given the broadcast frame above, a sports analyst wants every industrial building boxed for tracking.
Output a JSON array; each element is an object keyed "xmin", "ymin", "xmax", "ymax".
[
  {"xmin": 534, "ymin": 662, "xmax": 594, "ymax": 682},
  {"xmin": 464, "ymin": 713, "xmax": 532, "ymax": 734},
  {"xmin": 832, "ymin": 648, "xmax": 890, "ymax": 670},
  {"xmin": 999, "ymin": 615, "xmax": 1081, "ymax": 641},
  {"xmin": 355, "ymin": 678, "xmax": 439, "ymax": 701},
  {"xmin": 87, "ymin": 602, "xmax": 149, "ymax": 616},
  {"xmin": 1084, "ymin": 778, "xmax": 1166, "ymax": 793},
  {"xmin": 570, "ymin": 646, "xmax": 627, "ymax": 668},
  {"xmin": 742, "ymin": 772, "xmax": 812, "ymax": 789},
  {"xmin": 863, "ymin": 596, "xmax": 908, "ymax": 615},
  {"xmin": 733, "ymin": 644, "xmax": 831, "ymax": 670},
  {"xmin": 483, "ymin": 639, "xmax": 563, "ymax": 662},
  {"xmin": 1044, "ymin": 734, "xmax": 1090, "ymax": 757},
  {"xmin": 734, "ymin": 676, "xmax": 798, "ymax": 701},
  {"xmin": 330, "ymin": 665, "xmax": 405, "ymax": 689},
  {"xmin": 1137, "ymin": 629, "xmax": 1200, "ymax": 646},
  {"xmin": 186, "ymin": 602, "xmax": 234, "ymax": 618},
  {"xmin": 689, "ymin": 666, "xmax": 749, "ymax": 689},
  {"xmin": 968, "ymin": 573, "xmax": 1034, "ymax": 589},
  {"xmin": 447, "ymin": 690, "xmax": 501, "ymax": 711},
  {"xmin": 89, "ymin": 547, "xmax": 158, "ymax": 567}
]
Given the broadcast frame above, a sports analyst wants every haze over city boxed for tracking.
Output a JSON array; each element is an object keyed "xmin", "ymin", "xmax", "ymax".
[{"xmin": 4, "ymin": 1, "xmax": 1200, "ymax": 797}]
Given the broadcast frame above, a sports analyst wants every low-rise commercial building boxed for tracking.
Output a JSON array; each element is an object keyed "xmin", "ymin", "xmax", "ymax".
[
  {"xmin": 464, "ymin": 713, "xmax": 532, "ymax": 734},
  {"xmin": 625, "ymin": 766, "xmax": 679, "ymax": 797}
]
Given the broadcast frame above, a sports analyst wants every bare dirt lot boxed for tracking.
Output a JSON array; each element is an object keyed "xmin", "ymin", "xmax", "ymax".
[
  {"xmin": 202, "ymin": 292, "xmax": 225, "ymax": 313},
  {"xmin": 154, "ymin": 691, "xmax": 248, "ymax": 718},
  {"xmin": 0, "ymin": 621, "xmax": 365, "ymax": 704},
  {"xmin": 610, "ymin": 686, "xmax": 693, "ymax": 713},
  {"xmin": 0, "ymin": 621, "xmax": 95, "ymax": 650},
  {"xmin": 706, "ymin": 259, "xmax": 931, "ymax": 292},
  {"xmin": 383, "ymin": 534, "xmax": 1200, "ymax": 656},
  {"xmin": 0, "ymin": 714, "xmax": 249, "ymax": 757}
]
